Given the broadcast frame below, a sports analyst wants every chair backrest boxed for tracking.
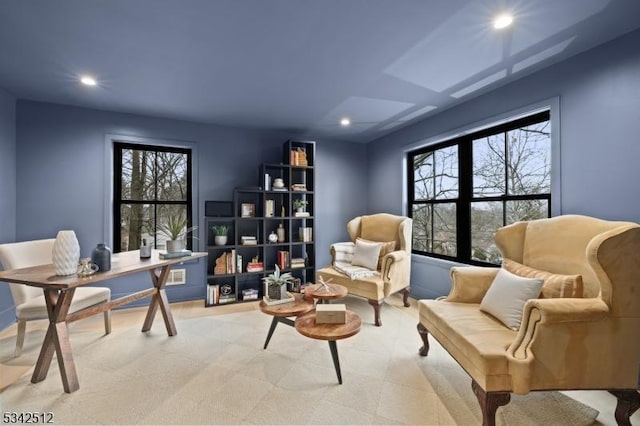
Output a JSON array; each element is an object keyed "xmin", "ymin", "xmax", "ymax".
[
  {"xmin": 347, "ymin": 213, "xmax": 412, "ymax": 253},
  {"xmin": 495, "ymin": 215, "xmax": 640, "ymax": 315},
  {"xmin": 0, "ymin": 238, "xmax": 56, "ymax": 306}
]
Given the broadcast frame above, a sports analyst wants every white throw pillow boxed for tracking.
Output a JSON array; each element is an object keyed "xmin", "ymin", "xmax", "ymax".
[
  {"xmin": 480, "ymin": 268, "xmax": 543, "ymax": 331},
  {"xmin": 351, "ymin": 239, "xmax": 382, "ymax": 271}
]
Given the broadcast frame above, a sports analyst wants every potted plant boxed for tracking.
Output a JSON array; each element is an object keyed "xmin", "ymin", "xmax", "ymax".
[
  {"xmin": 293, "ymin": 199, "xmax": 308, "ymax": 213},
  {"xmin": 158, "ymin": 213, "xmax": 197, "ymax": 253},
  {"xmin": 211, "ymin": 224, "xmax": 229, "ymax": 246},
  {"xmin": 263, "ymin": 264, "xmax": 294, "ymax": 300}
]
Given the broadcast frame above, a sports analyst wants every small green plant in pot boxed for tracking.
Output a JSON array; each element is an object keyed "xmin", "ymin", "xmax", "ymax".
[
  {"xmin": 264, "ymin": 264, "xmax": 294, "ymax": 300},
  {"xmin": 158, "ymin": 214, "xmax": 197, "ymax": 253},
  {"xmin": 293, "ymin": 199, "xmax": 308, "ymax": 213},
  {"xmin": 211, "ymin": 224, "xmax": 230, "ymax": 246}
]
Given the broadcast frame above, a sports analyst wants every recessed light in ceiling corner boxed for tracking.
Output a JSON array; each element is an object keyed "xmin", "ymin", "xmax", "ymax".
[
  {"xmin": 493, "ymin": 14, "xmax": 513, "ymax": 30},
  {"xmin": 80, "ymin": 75, "xmax": 97, "ymax": 86},
  {"xmin": 340, "ymin": 117, "xmax": 351, "ymax": 127}
]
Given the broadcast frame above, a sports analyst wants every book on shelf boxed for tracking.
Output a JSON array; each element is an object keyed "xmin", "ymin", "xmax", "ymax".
[
  {"xmin": 271, "ymin": 187, "xmax": 287, "ymax": 192},
  {"xmin": 262, "ymin": 292, "xmax": 295, "ymax": 306},
  {"xmin": 298, "ymin": 227, "xmax": 313, "ymax": 242},
  {"xmin": 294, "ymin": 211, "xmax": 310, "ymax": 217},
  {"xmin": 264, "ymin": 199, "xmax": 275, "ymax": 217},
  {"xmin": 159, "ymin": 250, "xmax": 192, "ymax": 260},
  {"xmin": 264, "ymin": 173, "xmax": 271, "ymax": 192},
  {"xmin": 277, "ymin": 250, "xmax": 290, "ymax": 270},
  {"xmin": 207, "ymin": 284, "xmax": 219, "ymax": 305},
  {"xmin": 290, "ymin": 148, "xmax": 308, "ymax": 166}
]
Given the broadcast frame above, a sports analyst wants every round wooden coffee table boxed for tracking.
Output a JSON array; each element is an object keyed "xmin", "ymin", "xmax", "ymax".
[
  {"xmin": 259, "ymin": 293, "xmax": 313, "ymax": 349},
  {"xmin": 304, "ymin": 282, "xmax": 347, "ymax": 303},
  {"xmin": 295, "ymin": 309, "xmax": 361, "ymax": 384}
]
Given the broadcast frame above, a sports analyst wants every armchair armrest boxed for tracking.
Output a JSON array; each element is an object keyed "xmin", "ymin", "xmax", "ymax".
[
  {"xmin": 446, "ymin": 266, "xmax": 500, "ymax": 303},
  {"xmin": 329, "ymin": 242, "xmax": 355, "ymax": 265},
  {"xmin": 382, "ymin": 250, "xmax": 409, "ymax": 296},
  {"xmin": 507, "ymin": 298, "xmax": 611, "ymax": 394}
]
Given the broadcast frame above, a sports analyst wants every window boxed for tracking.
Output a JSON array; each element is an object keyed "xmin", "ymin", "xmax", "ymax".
[
  {"xmin": 113, "ymin": 142, "xmax": 193, "ymax": 253},
  {"xmin": 408, "ymin": 110, "xmax": 551, "ymax": 265}
]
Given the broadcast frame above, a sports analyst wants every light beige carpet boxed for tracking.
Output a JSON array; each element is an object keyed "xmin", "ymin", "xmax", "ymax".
[{"xmin": 0, "ymin": 297, "xmax": 599, "ymax": 425}]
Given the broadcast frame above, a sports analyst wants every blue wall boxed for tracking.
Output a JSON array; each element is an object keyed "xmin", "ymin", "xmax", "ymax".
[
  {"xmin": 0, "ymin": 88, "xmax": 17, "ymax": 326},
  {"xmin": 368, "ymin": 28, "xmax": 640, "ymax": 300},
  {"xmin": 0, "ymin": 101, "xmax": 367, "ymax": 330}
]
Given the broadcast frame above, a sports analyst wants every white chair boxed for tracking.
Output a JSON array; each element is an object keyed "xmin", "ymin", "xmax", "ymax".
[{"xmin": 0, "ymin": 238, "xmax": 111, "ymax": 357}]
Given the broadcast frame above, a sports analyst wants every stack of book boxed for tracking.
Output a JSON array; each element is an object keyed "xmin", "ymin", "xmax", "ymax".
[
  {"xmin": 291, "ymin": 257, "xmax": 305, "ymax": 269},
  {"xmin": 218, "ymin": 294, "xmax": 236, "ymax": 304},
  {"xmin": 277, "ymin": 250, "xmax": 290, "ymax": 269},
  {"xmin": 294, "ymin": 211, "xmax": 310, "ymax": 217},
  {"xmin": 291, "ymin": 183, "xmax": 307, "ymax": 191},
  {"xmin": 159, "ymin": 249, "xmax": 192, "ymax": 260},
  {"xmin": 241, "ymin": 235, "xmax": 258, "ymax": 245},
  {"xmin": 241, "ymin": 288, "xmax": 259, "ymax": 301},
  {"xmin": 247, "ymin": 261, "xmax": 264, "ymax": 272}
]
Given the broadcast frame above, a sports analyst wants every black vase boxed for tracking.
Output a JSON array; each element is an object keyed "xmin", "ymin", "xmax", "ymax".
[{"xmin": 91, "ymin": 243, "xmax": 112, "ymax": 272}]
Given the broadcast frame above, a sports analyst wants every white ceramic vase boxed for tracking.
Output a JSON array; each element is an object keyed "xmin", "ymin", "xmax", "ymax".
[{"xmin": 52, "ymin": 230, "xmax": 80, "ymax": 276}]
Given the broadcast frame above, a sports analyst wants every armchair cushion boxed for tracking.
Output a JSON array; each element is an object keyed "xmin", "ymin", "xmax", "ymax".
[
  {"xmin": 503, "ymin": 258, "xmax": 584, "ymax": 298},
  {"xmin": 480, "ymin": 268, "xmax": 543, "ymax": 330},
  {"xmin": 358, "ymin": 238, "xmax": 396, "ymax": 269},
  {"xmin": 351, "ymin": 238, "xmax": 382, "ymax": 270}
]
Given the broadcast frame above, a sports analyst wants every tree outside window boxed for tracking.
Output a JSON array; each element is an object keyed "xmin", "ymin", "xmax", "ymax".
[
  {"xmin": 408, "ymin": 111, "xmax": 551, "ymax": 265},
  {"xmin": 114, "ymin": 143, "xmax": 193, "ymax": 253}
]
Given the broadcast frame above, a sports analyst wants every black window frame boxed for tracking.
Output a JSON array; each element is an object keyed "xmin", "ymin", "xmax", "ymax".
[
  {"xmin": 113, "ymin": 142, "xmax": 193, "ymax": 253},
  {"xmin": 407, "ymin": 110, "xmax": 551, "ymax": 266}
]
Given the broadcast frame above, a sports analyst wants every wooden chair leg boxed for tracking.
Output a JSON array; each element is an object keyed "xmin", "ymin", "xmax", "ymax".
[
  {"xmin": 14, "ymin": 319, "xmax": 26, "ymax": 358},
  {"xmin": 103, "ymin": 310, "xmax": 111, "ymax": 335},
  {"xmin": 402, "ymin": 287, "xmax": 411, "ymax": 307},
  {"xmin": 609, "ymin": 389, "xmax": 640, "ymax": 426},
  {"xmin": 417, "ymin": 322, "xmax": 430, "ymax": 356},
  {"xmin": 472, "ymin": 380, "xmax": 510, "ymax": 426},
  {"xmin": 368, "ymin": 299, "xmax": 382, "ymax": 326}
]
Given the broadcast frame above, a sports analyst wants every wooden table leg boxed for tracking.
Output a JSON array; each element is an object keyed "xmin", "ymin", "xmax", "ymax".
[
  {"xmin": 31, "ymin": 288, "xmax": 79, "ymax": 393},
  {"xmin": 142, "ymin": 265, "xmax": 177, "ymax": 336}
]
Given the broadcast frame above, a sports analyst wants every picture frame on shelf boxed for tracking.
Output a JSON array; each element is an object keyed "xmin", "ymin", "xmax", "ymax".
[{"xmin": 241, "ymin": 203, "xmax": 255, "ymax": 218}]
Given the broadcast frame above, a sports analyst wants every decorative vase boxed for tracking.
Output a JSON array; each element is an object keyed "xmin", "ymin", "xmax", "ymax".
[
  {"xmin": 268, "ymin": 231, "xmax": 278, "ymax": 243},
  {"xmin": 214, "ymin": 235, "xmax": 227, "ymax": 246},
  {"xmin": 277, "ymin": 223, "xmax": 285, "ymax": 243},
  {"xmin": 91, "ymin": 243, "xmax": 111, "ymax": 272},
  {"xmin": 166, "ymin": 240, "xmax": 185, "ymax": 253},
  {"xmin": 52, "ymin": 230, "xmax": 80, "ymax": 276}
]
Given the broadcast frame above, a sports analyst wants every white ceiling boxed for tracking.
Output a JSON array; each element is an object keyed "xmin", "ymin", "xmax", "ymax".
[{"xmin": 1, "ymin": 0, "xmax": 639, "ymax": 143}]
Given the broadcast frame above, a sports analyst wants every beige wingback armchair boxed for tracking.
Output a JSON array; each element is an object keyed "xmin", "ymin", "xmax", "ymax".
[
  {"xmin": 417, "ymin": 215, "xmax": 640, "ymax": 426},
  {"xmin": 317, "ymin": 213, "xmax": 412, "ymax": 326}
]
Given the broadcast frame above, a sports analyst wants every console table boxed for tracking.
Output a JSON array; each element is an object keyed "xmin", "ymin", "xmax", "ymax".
[{"xmin": 0, "ymin": 249, "xmax": 207, "ymax": 393}]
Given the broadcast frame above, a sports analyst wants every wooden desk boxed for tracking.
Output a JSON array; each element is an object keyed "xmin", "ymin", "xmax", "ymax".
[{"xmin": 0, "ymin": 250, "xmax": 207, "ymax": 393}]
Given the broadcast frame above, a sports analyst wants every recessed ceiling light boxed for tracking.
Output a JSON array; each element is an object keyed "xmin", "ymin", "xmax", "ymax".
[
  {"xmin": 493, "ymin": 14, "xmax": 513, "ymax": 29},
  {"xmin": 80, "ymin": 75, "xmax": 97, "ymax": 86},
  {"xmin": 340, "ymin": 118, "xmax": 351, "ymax": 126}
]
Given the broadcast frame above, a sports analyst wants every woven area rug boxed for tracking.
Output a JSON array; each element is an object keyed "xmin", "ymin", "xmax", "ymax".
[{"xmin": 0, "ymin": 297, "xmax": 599, "ymax": 425}]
